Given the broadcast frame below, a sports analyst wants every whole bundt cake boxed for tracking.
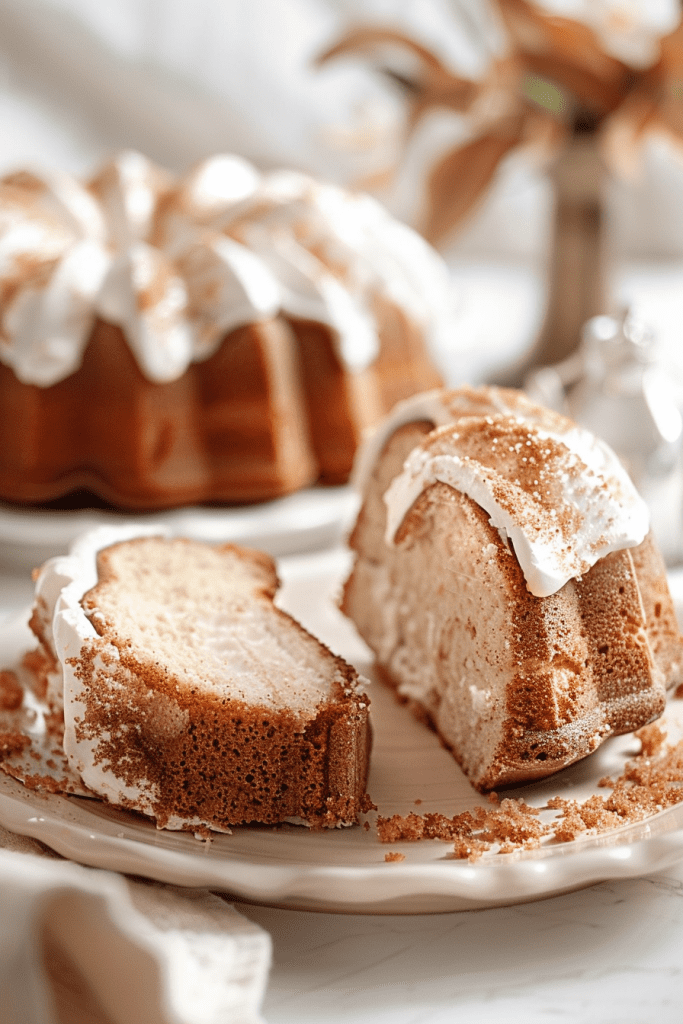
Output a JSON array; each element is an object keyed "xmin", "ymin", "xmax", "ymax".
[
  {"xmin": 343, "ymin": 385, "xmax": 683, "ymax": 791},
  {"xmin": 0, "ymin": 151, "xmax": 447, "ymax": 509}
]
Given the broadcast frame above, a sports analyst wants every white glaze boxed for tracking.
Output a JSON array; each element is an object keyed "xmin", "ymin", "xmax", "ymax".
[
  {"xmin": 0, "ymin": 152, "xmax": 454, "ymax": 385},
  {"xmin": 34, "ymin": 524, "xmax": 170, "ymax": 811},
  {"xmin": 352, "ymin": 386, "xmax": 537, "ymax": 491},
  {"xmin": 354, "ymin": 387, "xmax": 650, "ymax": 598},
  {"xmin": 351, "ymin": 388, "xmax": 456, "ymax": 490}
]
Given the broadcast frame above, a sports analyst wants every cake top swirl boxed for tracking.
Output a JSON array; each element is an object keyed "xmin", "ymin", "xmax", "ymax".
[
  {"xmin": 357, "ymin": 386, "xmax": 650, "ymax": 597},
  {"xmin": 0, "ymin": 151, "xmax": 454, "ymax": 387}
]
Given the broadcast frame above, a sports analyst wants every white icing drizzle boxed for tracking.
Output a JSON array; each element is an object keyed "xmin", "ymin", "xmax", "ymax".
[
  {"xmin": 352, "ymin": 385, "xmax": 539, "ymax": 492},
  {"xmin": 34, "ymin": 524, "xmax": 172, "ymax": 811},
  {"xmin": 362, "ymin": 387, "xmax": 650, "ymax": 598},
  {"xmin": 352, "ymin": 388, "xmax": 455, "ymax": 491},
  {"xmin": 0, "ymin": 152, "xmax": 454, "ymax": 386}
]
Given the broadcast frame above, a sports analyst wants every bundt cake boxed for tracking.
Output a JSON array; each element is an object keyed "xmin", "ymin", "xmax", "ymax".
[
  {"xmin": 343, "ymin": 385, "xmax": 683, "ymax": 792},
  {"xmin": 28, "ymin": 526, "xmax": 372, "ymax": 830},
  {"xmin": 0, "ymin": 151, "xmax": 447, "ymax": 509}
]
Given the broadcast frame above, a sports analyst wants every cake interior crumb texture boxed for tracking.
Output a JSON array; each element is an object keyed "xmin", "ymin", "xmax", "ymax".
[
  {"xmin": 87, "ymin": 540, "xmax": 339, "ymax": 712},
  {"xmin": 72, "ymin": 537, "xmax": 371, "ymax": 829}
]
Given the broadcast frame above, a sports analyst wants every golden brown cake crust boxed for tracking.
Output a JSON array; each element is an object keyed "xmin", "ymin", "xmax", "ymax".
[
  {"xmin": 0, "ymin": 318, "xmax": 318, "ymax": 508},
  {"xmin": 0, "ymin": 308, "xmax": 442, "ymax": 509}
]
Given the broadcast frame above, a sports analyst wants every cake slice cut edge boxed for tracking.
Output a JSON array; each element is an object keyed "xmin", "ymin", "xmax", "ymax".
[
  {"xmin": 342, "ymin": 387, "xmax": 683, "ymax": 792},
  {"xmin": 30, "ymin": 526, "xmax": 372, "ymax": 831}
]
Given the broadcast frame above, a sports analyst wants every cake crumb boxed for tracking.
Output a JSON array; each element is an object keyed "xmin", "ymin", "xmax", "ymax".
[
  {"xmin": 375, "ymin": 731, "xmax": 683, "ymax": 858},
  {"xmin": 377, "ymin": 800, "xmax": 548, "ymax": 849},
  {"xmin": 414, "ymin": 798, "xmax": 422, "ymax": 806},
  {"xmin": 545, "ymin": 736, "xmax": 683, "ymax": 842},
  {"xmin": 376, "ymin": 810, "xmax": 479, "ymax": 843},
  {"xmin": 21, "ymin": 648, "xmax": 52, "ymax": 700},
  {"xmin": 635, "ymin": 722, "xmax": 667, "ymax": 757},
  {"xmin": 192, "ymin": 826, "xmax": 217, "ymax": 842},
  {"xmin": 475, "ymin": 798, "xmax": 548, "ymax": 847},
  {"xmin": 384, "ymin": 851, "xmax": 405, "ymax": 862},
  {"xmin": 0, "ymin": 671, "xmax": 23, "ymax": 711},
  {"xmin": 377, "ymin": 812, "xmax": 424, "ymax": 842},
  {"xmin": 451, "ymin": 838, "xmax": 490, "ymax": 862},
  {"xmin": 20, "ymin": 772, "xmax": 71, "ymax": 793},
  {"xmin": 0, "ymin": 731, "xmax": 31, "ymax": 756}
]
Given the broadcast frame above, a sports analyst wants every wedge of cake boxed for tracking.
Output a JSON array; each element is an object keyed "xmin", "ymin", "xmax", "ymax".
[
  {"xmin": 343, "ymin": 386, "xmax": 683, "ymax": 792},
  {"xmin": 30, "ymin": 526, "xmax": 371, "ymax": 830}
]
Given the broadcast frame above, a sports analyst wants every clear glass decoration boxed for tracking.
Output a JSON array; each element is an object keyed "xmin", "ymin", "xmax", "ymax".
[{"xmin": 527, "ymin": 310, "xmax": 683, "ymax": 563}]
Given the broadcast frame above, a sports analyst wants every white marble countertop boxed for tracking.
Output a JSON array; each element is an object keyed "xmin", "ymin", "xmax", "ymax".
[
  {"xmin": 239, "ymin": 867, "xmax": 683, "ymax": 1024},
  {"xmin": 2, "ymin": 558, "xmax": 683, "ymax": 1024}
]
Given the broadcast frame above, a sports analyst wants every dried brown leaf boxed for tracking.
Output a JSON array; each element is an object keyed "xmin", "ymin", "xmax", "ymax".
[
  {"xmin": 495, "ymin": 0, "xmax": 633, "ymax": 113},
  {"xmin": 421, "ymin": 116, "xmax": 526, "ymax": 244},
  {"xmin": 317, "ymin": 26, "xmax": 479, "ymax": 114}
]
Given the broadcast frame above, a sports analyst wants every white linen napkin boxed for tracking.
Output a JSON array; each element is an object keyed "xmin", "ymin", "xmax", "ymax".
[{"xmin": 0, "ymin": 825, "xmax": 271, "ymax": 1024}]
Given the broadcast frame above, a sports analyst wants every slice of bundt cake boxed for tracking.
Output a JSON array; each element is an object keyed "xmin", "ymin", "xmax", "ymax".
[
  {"xmin": 30, "ymin": 527, "xmax": 371, "ymax": 829},
  {"xmin": 0, "ymin": 152, "xmax": 446, "ymax": 508},
  {"xmin": 343, "ymin": 386, "xmax": 683, "ymax": 792}
]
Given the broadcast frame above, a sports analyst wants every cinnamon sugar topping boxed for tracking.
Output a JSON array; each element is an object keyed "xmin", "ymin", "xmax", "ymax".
[{"xmin": 382, "ymin": 396, "xmax": 649, "ymax": 597}]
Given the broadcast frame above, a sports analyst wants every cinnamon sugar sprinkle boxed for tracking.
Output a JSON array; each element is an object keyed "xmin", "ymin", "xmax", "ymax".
[{"xmin": 376, "ymin": 722, "xmax": 683, "ymax": 862}]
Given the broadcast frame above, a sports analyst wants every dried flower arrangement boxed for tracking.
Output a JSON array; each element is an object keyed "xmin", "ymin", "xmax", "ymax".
[{"xmin": 319, "ymin": 0, "xmax": 683, "ymax": 370}]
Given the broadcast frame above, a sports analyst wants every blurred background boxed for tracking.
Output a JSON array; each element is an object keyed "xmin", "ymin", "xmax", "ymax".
[
  {"xmin": 1, "ymin": 0, "xmax": 683, "ymax": 384},
  {"xmin": 3, "ymin": 0, "xmax": 683, "ymax": 561}
]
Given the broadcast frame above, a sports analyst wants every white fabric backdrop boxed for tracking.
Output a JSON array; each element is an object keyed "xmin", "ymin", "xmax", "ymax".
[{"xmin": 0, "ymin": 0, "xmax": 681, "ymax": 262}]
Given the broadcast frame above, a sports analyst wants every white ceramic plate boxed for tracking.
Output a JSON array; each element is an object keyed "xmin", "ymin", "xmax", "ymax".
[
  {"xmin": 0, "ymin": 487, "xmax": 360, "ymax": 570},
  {"xmin": 2, "ymin": 547, "xmax": 683, "ymax": 914}
]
